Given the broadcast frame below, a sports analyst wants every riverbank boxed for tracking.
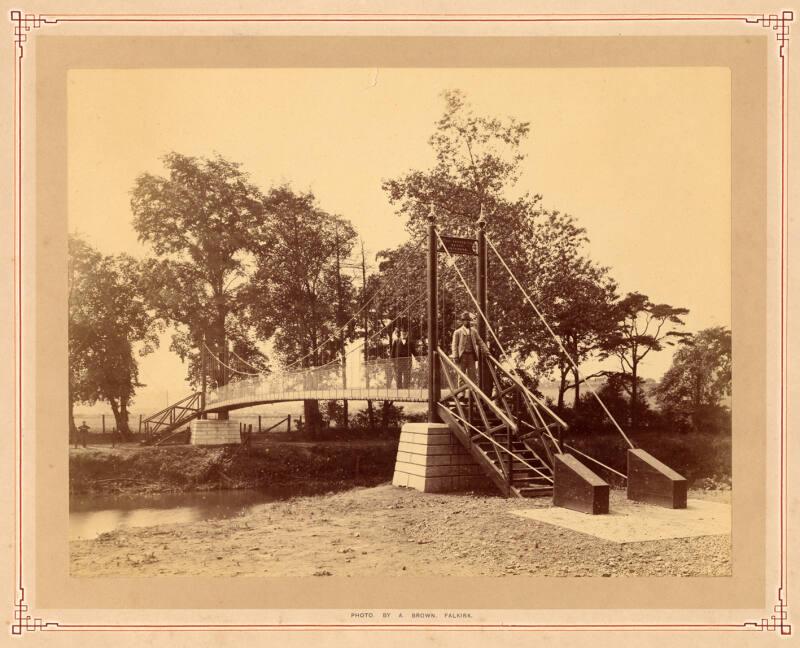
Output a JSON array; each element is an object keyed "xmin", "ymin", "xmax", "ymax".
[
  {"xmin": 70, "ymin": 483, "xmax": 731, "ymax": 577},
  {"xmin": 69, "ymin": 436, "xmax": 400, "ymax": 496}
]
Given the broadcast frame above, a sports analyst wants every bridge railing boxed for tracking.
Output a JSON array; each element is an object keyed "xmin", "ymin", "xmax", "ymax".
[{"xmin": 206, "ymin": 355, "xmax": 430, "ymax": 408}]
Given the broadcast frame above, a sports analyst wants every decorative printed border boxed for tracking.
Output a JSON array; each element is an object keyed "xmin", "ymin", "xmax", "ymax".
[{"xmin": 8, "ymin": 8, "xmax": 793, "ymax": 637}]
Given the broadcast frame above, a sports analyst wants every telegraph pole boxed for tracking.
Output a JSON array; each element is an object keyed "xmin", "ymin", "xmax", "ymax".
[
  {"xmin": 427, "ymin": 206, "xmax": 441, "ymax": 422},
  {"xmin": 334, "ymin": 223, "xmax": 348, "ymax": 429},
  {"xmin": 476, "ymin": 204, "xmax": 488, "ymax": 393},
  {"xmin": 200, "ymin": 335, "xmax": 207, "ymax": 419}
]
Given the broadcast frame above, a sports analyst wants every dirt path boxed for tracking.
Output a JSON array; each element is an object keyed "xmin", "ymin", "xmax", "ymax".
[{"xmin": 70, "ymin": 484, "xmax": 731, "ymax": 577}]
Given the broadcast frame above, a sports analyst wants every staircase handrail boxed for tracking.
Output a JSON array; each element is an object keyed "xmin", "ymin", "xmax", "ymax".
[
  {"xmin": 486, "ymin": 355, "xmax": 568, "ymax": 430},
  {"xmin": 445, "ymin": 408, "xmax": 554, "ymax": 484},
  {"xmin": 437, "ymin": 349, "xmax": 517, "ymax": 432},
  {"xmin": 143, "ymin": 392, "xmax": 202, "ymax": 424}
]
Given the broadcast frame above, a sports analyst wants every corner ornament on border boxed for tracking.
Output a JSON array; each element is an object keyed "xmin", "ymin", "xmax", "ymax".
[
  {"xmin": 746, "ymin": 10, "xmax": 793, "ymax": 58},
  {"xmin": 743, "ymin": 588, "xmax": 792, "ymax": 636},
  {"xmin": 11, "ymin": 10, "xmax": 58, "ymax": 59},
  {"xmin": 12, "ymin": 593, "xmax": 60, "ymax": 635}
]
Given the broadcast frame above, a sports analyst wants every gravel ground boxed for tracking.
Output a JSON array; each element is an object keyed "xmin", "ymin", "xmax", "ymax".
[{"xmin": 70, "ymin": 484, "xmax": 731, "ymax": 577}]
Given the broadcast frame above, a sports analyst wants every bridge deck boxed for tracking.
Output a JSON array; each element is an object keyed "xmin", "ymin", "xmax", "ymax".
[{"xmin": 205, "ymin": 386, "xmax": 431, "ymax": 412}]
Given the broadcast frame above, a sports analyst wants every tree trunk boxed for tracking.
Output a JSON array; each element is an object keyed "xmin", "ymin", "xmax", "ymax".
[
  {"xmin": 109, "ymin": 398, "xmax": 121, "ymax": 438},
  {"xmin": 572, "ymin": 366, "xmax": 581, "ymax": 410},
  {"xmin": 68, "ymin": 388, "xmax": 77, "ymax": 439},
  {"xmin": 303, "ymin": 399, "xmax": 321, "ymax": 438},
  {"xmin": 117, "ymin": 394, "xmax": 132, "ymax": 438},
  {"xmin": 381, "ymin": 400, "xmax": 392, "ymax": 433},
  {"xmin": 367, "ymin": 400, "xmax": 376, "ymax": 431},
  {"xmin": 557, "ymin": 364, "xmax": 569, "ymax": 410}
]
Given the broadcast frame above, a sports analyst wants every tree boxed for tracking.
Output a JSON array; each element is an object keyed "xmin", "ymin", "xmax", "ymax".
[
  {"xmin": 654, "ymin": 326, "xmax": 731, "ymax": 431},
  {"xmin": 68, "ymin": 235, "xmax": 161, "ymax": 437},
  {"xmin": 68, "ymin": 236, "xmax": 101, "ymax": 436},
  {"xmin": 600, "ymin": 292, "xmax": 690, "ymax": 431},
  {"xmin": 527, "ymin": 254, "xmax": 618, "ymax": 409},
  {"xmin": 245, "ymin": 186, "xmax": 358, "ymax": 435},
  {"xmin": 131, "ymin": 153, "xmax": 269, "ymax": 389},
  {"xmin": 382, "ymin": 89, "xmax": 597, "ymax": 375}
]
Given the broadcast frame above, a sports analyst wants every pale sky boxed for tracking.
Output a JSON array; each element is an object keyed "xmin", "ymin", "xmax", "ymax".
[{"xmin": 68, "ymin": 67, "xmax": 730, "ymax": 412}]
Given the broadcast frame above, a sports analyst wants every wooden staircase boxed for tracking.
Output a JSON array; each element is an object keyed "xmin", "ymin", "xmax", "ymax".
[
  {"xmin": 436, "ymin": 350, "xmax": 564, "ymax": 499},
  {"xmin": 438, "ymin": 399, "xmax": 553, "ymax": 498},
  {"xmin": 141, "ymin": 392, "xmax": 202, "ymax": 446}
]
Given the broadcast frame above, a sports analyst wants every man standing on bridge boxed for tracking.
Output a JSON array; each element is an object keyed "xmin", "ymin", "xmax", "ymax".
[
  {"xmin": 391, "ymin": 329, "xmax": 412, "ymax": 389},
  {"xmin": 451, "ymin": 311, "xmax": 489, "ymax": 386}
]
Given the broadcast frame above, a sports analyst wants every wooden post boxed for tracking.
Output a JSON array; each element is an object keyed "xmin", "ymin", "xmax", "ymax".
[
  {"xmin": 298, "ymin": 415, "xmax": 303, "ymax": 432},
  {"xmin": 258, "ymin": 415, "xmax": 262, "ymax": 433},
  {"xmin": 287, "ymin": 414, "xmax": 292, "ymax": 432},
  {"xmin": 506, "ymin": 425, "xmax": 513, "ymax": 497},
  {"xmin": 138, "ymin": 414, "xmax": 142, "ymax": 435},
  {"xmin": 102, "ymin": 414, "xmax": 105, "ymax": 434},
  {"xmin": 427, "ymin": 207, "xmax": 441, "ymax": 422}
]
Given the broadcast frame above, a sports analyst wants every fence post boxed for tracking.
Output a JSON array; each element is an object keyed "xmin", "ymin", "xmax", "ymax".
[
  {"xmin": 287, "ymin": 414, "xmax": 292, "ymax": 432},
  {"xmin": 258, "ymin": 415, "xmax": 262, "ymax": 433},
  {"xmin": 102, "ymin": 414, "xmax": 105, "ymax": 434}
]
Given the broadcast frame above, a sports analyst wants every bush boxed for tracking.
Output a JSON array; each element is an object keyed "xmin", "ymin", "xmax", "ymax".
[{"xmin": 350, "ymin": 402, "xmax": 405, "ymax": 432}]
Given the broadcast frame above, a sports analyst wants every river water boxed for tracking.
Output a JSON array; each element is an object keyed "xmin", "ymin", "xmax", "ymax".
[{"xmin": 69, "ymin": 487, "xmax": 301, "ymax": 541}]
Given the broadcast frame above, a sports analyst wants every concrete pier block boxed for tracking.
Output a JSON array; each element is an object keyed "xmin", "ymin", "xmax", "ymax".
[
  {"xmin": 392, "ymin": 422, "xmax": 490, "ymax": 494},
  {"xmin": 553, "ymin": 453, "xmax": 610, "ymax": 515},
  {"xmin": 190, "ymin": 419, "xmax": 241, "ymax": 446},
  {"xmin": 627, "ymin": 448, "xmax": 687, "ymax": 509}
]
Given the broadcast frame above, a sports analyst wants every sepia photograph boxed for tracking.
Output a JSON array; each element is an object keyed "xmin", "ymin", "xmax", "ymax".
[
  {"xmin": 4, "ymin": 3, "xmax": 794, "ymax": 643},
  {"xmin": 66, "ymin": 66, "xmax": 732, "ymax": 579}
]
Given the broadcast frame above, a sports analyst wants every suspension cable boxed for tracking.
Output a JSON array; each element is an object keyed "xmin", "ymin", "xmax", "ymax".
[
  {"xmin": 485, "ymin": 236, "xmax": 634, "ymax": 449},
  {"xmin": 342, "ymin": 290, "xmax": 427, "ymax": 361},
  {"xmin": 203, "ymin": 343, "xmax": 261, "ymax": 377},
  {"xmin": 229, "ymin": 348, "xmax": 265, "ymax": 373},
  {"xmin": 562, "ymin": 442, "xmax": 628, "ymax": 480},
  {"xmin": 283, "ymin": 235, "xmax": 425, "ymax": 371}
]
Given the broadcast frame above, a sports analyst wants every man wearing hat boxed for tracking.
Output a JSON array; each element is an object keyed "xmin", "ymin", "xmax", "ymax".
[{"xmin": 451, "ymin": 311, "xmax": 489, "ymax": 386}]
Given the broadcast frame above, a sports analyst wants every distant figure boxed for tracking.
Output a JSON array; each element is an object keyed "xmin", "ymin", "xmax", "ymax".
[
  {"xmin": 77, "ymin": 421, "xmax": 90, "ymax": 448},
  {"xmin": 391, "ymin": 329, "xmax": 412, "ymax": 389},
  {"xmin": 451, "ymin": 312, "xmax": 489, "ymax": 386}
]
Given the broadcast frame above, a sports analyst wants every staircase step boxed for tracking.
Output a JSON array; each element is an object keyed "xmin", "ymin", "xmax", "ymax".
[
  {"xmin": 515, "ymin": 486, "xmax": 554, "ymax": 498},
  {"xmin": 513, "ymin": 476, "xmax": 553, "ymax": 484}
]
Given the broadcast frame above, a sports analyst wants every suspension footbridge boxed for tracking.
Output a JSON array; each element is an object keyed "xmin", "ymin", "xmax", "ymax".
[{"xmin": 141, "ymin": 210, "xmax": 687, "ymax": 511}]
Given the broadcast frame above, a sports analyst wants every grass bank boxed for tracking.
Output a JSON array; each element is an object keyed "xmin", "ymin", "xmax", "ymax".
[
  {"xmin": 562, "ymin": 430, "xmax": 731, "ymax": 489},
  {"xmin": 70, "ymin": 436, "xmax": 399, "ymax": 496}
]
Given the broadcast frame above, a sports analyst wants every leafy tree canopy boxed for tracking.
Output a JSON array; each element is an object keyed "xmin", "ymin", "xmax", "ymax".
[
  {"xmin": 131, "ymin": 153, "xmax": 269, "ymax": 386},
  {"xmin": 69, "ymin": 234, "xmax": 161, "ymax": 436}
]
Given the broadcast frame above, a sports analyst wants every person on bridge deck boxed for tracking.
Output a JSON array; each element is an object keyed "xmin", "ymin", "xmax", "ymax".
[
  {"xmin": 391, "ymin": 329, "xmax": 412, "ymax": 389},
  {"xmin": 76, "ymin": 421, "xmax": 90, "ymax": 449},
  {"xmin": 451, "ymin": 311, "xmax": 489, "ymax": 387}
]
